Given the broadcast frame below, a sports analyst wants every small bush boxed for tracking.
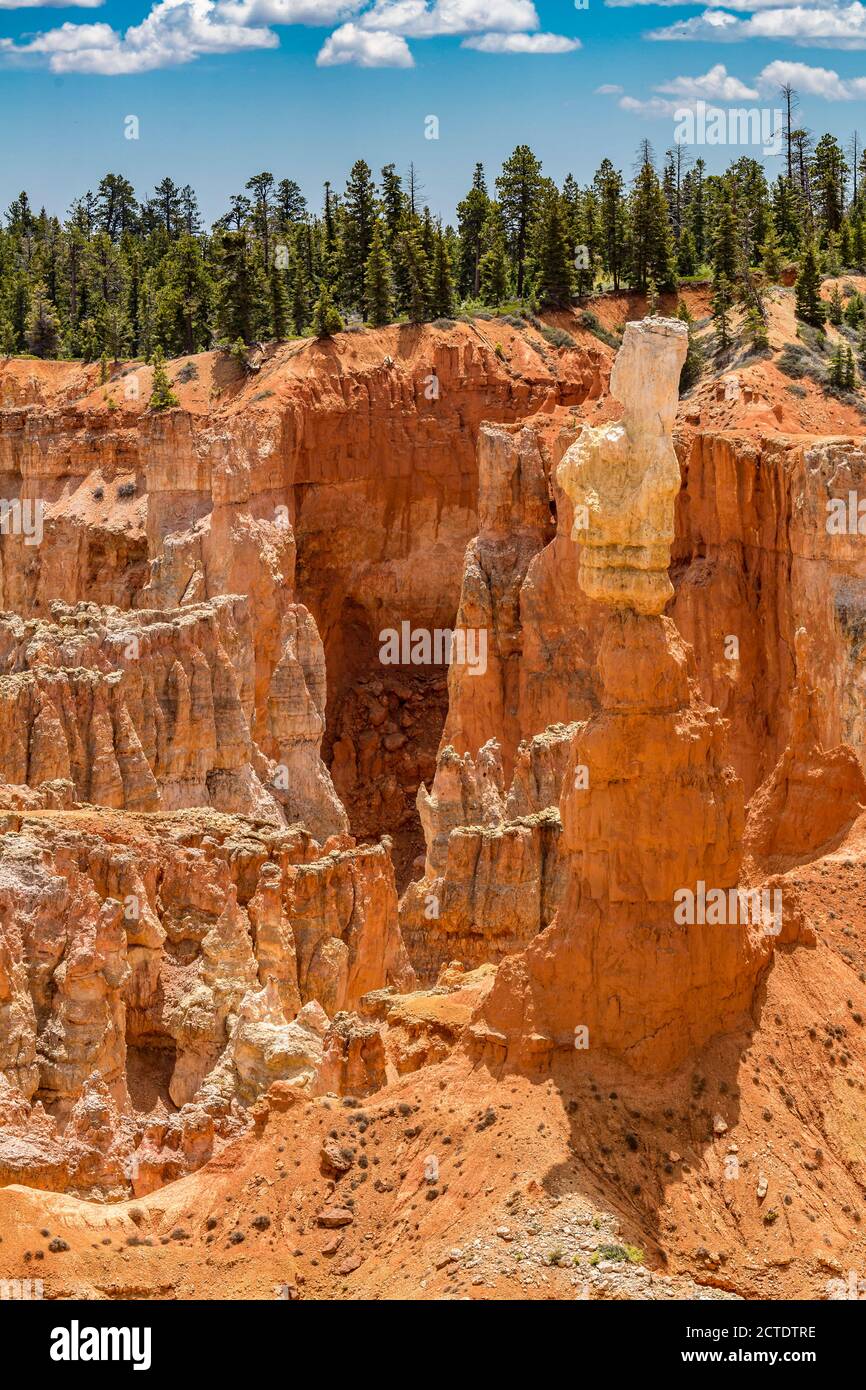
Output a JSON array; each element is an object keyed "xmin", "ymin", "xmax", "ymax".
[
  {"xmin": 777, "ymin": 345, "xmax": 808, "ymax": 379},
  {"xmin": 117, "ymin": 481, "xmax": 137, "ymax": 499},
  {"xmin": 593, "ymin": 1242, "xmax": 645, "ymax": 1265},
  {"xmin": 798, "ymin": 323, "xmax": 827, "ymax": 354},
  {"xmin": 580, "ymin": 310, "xmax": 620, "ymax": 348},
  {"xmin": 540, "ymin": 325, "xmax": 576, "ymax": 349},
  {"xmin": 431, "ymin": 317, "xmax": 457, "ymax": 329},
  {"xmin": 175, "ymin": 361, "xmax": 198, "ymax": 384}
]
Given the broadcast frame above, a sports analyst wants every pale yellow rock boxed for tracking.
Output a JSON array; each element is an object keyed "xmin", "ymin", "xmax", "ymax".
[{"xmin": 557, "ymin": 317, "xmax": 688, "ymax": 616}]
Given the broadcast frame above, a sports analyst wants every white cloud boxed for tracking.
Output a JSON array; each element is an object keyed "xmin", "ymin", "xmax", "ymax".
[
  {"xmin": 757, "ymin": 56, "xmax": 866, "ymax": 96},
  {"xmin": 225, "ymin": 0, "xmax": 362, "ymax": 23},
  {"xmin": 7, "ymin": 0, "xmax": 279, "ymax": 74},
  {"xmin": 462, "ymin": 30, "xmax": 579, "ymax": 51},
  {"xmin": 619, "ymin": 94, "xmax": 684, "ymax": 116},
  {"xmin": 607, "ymin": 0, "xmax": 810, "ymax": 7},
  {"xmin": 316, "ymin": 19, "xmax": 414, "ymax": 62},
  {"xmin": 612, "ymin": 62, "xmax": 759, "ymax": 116},
  {"xmin": 648, "ymin": 10, "xmax": 745, "ymax": 42},
  {"xmin": 650, "ymin": 3, "xmax": 866, "ymax": 49},
  {"xmin": 595, "ymin": 82, "xmax": 622, "ymax": 93},
  {"xmin": 21, "ymin": 21, "xmax": 116, "ymax": 52},
  {"xmin": 655, "ymin": 62, "xmax": 757, "ymax": 100},
  {"xmin": 0, "ymin": 0, "xmax": 578, "ymax": 74},
  {"xmin": 358, "ymin": 0, "xmax": 538, "ymax": 37}
]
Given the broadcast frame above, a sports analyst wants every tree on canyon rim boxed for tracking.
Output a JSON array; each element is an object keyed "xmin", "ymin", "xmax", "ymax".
[
  {"xmin": 496, "ymin": 144, "xmax": 543, "ymax": 300},
  {"xmin": 364, "ymin": 225, "xmax": 393, "ymax": 327},
  {"xmin": 795, "ymin": 241, "xmax": 826, "ymax": 326},
  {"xmin": 6, "ymin": 92, "xmax": 866, "ymax": 358},
  {"xmin": 214, "ymin": 230, "xmax": 266, "ymax": 345},
  {"xmin": 535, "ymin": 194, "xmax": 575, "ymax": 310}
]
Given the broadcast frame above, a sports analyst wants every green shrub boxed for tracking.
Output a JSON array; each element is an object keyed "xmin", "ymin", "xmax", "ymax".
[{"xmin": 540, "ymin": 324, "xmax": 576, "ymax": 349}]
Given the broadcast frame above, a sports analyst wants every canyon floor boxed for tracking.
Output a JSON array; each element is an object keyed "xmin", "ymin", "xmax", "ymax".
[{"xmin": 1, "ymin": 286, "xmax": 865, "ymax": 1301}]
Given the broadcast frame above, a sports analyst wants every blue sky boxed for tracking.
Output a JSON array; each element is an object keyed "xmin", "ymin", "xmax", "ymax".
[{"xmin": 2, "ymin": 0, "xmax": 866, "ymax": 222}]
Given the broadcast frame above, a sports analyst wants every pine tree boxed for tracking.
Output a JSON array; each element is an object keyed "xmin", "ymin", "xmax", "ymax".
[
  {"xmin": 823, "ymin": 231, "xmax": 842, "ymax": 277},
  {"xmin": 479, "ymin": 206, "xmax": 509, "ymax": 306},
  {"xmin": 844, "ymin": 345, "xmax": 856, "ymax": 389},
  {"xmin": 794, "ymin": 241, "xmax": 825, "ymax": 326},
  {"xmin": 311, "ymin": 282, "xmax": 344, "ymax": 338},
  {"xmin": 496, "ymin": 144, "xmax": 543, "ymax": 299},
  {"xmin": 712, "ymin": 191, "xmax": 740, "ymax": 283},
  {"xmin": 677, "ymin": 299, "xmax": 704, "ymax": 391},
  {"xmin": 245, "ymin": 171, "xmax": 275, "ymax": 267},
  {"xmin": 97, "ymin": 300, "xmax": 132, "ymax": 362},
  {"xmin": 593, "ymin": 159, "xmax": 627, "ymax": 290},
  {"xmin": 829, "ymin": 343, "xmax": 845, "ymax": 388},
  {"xmin": 628, "ymin": 158, "xmax": 675, "ymax": 292},
  {"xmin": 148, "ymin": 346, "xmax": 179, "ymax": 410},
  {"xmin": 151, "ymin": 177, "xmax": 183, "ymax": 238},
  {"xmin": 159, "ymin": 234, "xmax": 211, "ymax": 355},
  {"xmin": 429, "ymin": 228, "xmax": 455, "ymax": 319},
  {"xmin": 24, "ymin": 281, "xmax": 61, "ymax": 358},
  {"xmin": 811, "ymin": 133, "xmax": 848, "ymax": 234},
  {"xmin": 456, "ymin": 164, "xmax": 490, "ymax": 298},
  {"xmin": 771, "ymin": 176, "xmax": 802, "ymax": 253},
  {"xmin": 840, "ymin": 217, "xmax": 853, "ymax": 268},
  {"xmin": 213, "ymin": 231, "xmax": 264, "ymax": 344},
  {"xmin": 760, "ymin": 211, "xmax": 783, "ymax": 281},
  {"xmin": 747, "ymin": 307, "xmax": 769, "ymax": 351},
  {"xmin": 857, "ymin": 323, "xmax": 866, "ymax": 371},
  {"xmin": 364, "ymin": 225, "xmax": 393, "ymax": 327},
  {"xmin": 578, "ymin": 187, "xmax": 601, "ymax": 295},
  {"xmin": 844, "ymin": 290, "xmax": 864, "ymax": 328},
  {"xmin": 275, "ymin": 178, "xmax": 306, "ymax": 230},
  {"xmin": 397, "ymin": 219, "xmax": 429, "ymax": 322},
  {"xmin": 267, "ymin": 262, "xmax": 291, "ymax": 340},
  {"xmin": 677, "ymin": 228, "xmax": 697, "ymax": 277},
  {"xmin": 380, "ymin": 164, "xmax": 406, "ymax": 247},
  {"xmin": 535, "ymin": 196, "xmax": 574, "ymax": 309},
  {"xmin": 827, "ymin": 283, "xmax": 843, "ymax": 325},
  {"xmin": 0, "ymin": 314, "xmax": 15, "ymax": 356},
  {"xmin": 712, "ymin": 270, "xmax": 734, "ymax": 351},
  {"xmin": 687, "ymin": 157, "xmax": 707, "ymax": 264},
  {"xmin": 341, "ymin": 160, "xmax": 377, "ymax": 314},
  {"xmin": 289, "ymin": 249, "xmax": 310, "ymax": 335}
]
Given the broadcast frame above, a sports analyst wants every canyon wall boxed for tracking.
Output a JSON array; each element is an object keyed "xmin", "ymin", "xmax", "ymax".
[{"xmin": 0, "ymin": 808, "xmax": 413, "ymax": 1196}]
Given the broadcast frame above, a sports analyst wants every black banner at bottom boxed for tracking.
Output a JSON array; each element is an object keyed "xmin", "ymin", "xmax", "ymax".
[{"xmin": 2, "ymin": 1293, "xmax": 860, "ymax": 1376}]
